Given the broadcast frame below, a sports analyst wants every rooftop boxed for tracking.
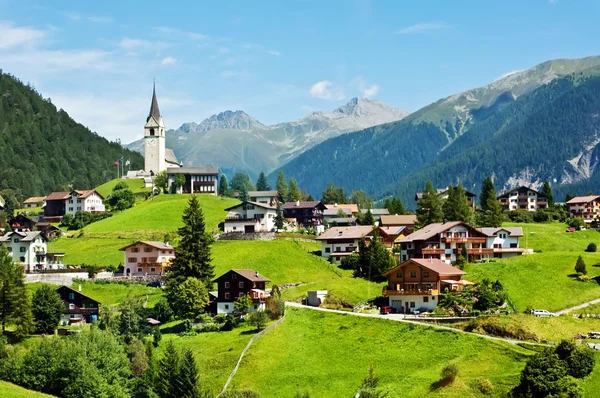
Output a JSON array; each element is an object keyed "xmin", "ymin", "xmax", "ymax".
[
  {"xmin": 384, "ymin": 258, "xmax": 466, "ymax": 277},
  {"xmin": 380, "ymin": 214, "xmax": 417, "ymax": 226},
  {"xmin": 566, "ymin": 195, "xmax": 600, "ymax": 204},
  {"xmin": 324, "ymin": 203, "xmax": 359, "ymax": 213},
  {"xmin": 248, "ymin": 190, "xmax": 279, "ymax": 197},
  {"xmin": 0, "ymin": 231, "xmax": 43, "ymax": 243},
  {"xmin": 166, "ymin": 167, "xmax": 218, "ymax": 175},
  {"xmin": 497, "ymin": 186, "xmax": 546, "ymax": 198},
  {"xmin": 479, "ymin": 227, "xmax": 524, "ymax": 237},
  {"xmin": 225, "ymin": 201, "xmax": 276, "ymax": 211},
  {"xmin": 316, "ymin": 226, "xmax": 374, "ymax": 240},
  {"xmin": 119, "ymin": 241, "xmax": 175, "ymax": 251},
  {"xmin": 45, "ymin": 191, "xmax": 71, "ymax": 201},
  {"xmin": 214, "ymin": 269, "xmax": 271, "ymax": 283},
  {"xmin": 23, "ymin": 196, "xmax": 46, "ymax": 204},
  {"xmin": 399, "ymin": 221, "xmax": 485, "ymax": 243},
  {"xmin": 282, "ymin": 201, "xmax": 325, "ymax": 210}
]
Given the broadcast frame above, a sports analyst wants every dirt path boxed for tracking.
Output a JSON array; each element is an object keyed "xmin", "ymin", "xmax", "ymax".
[{"xmin": 556, "ymin": 298, "xmax": 600, "ymax": 315}]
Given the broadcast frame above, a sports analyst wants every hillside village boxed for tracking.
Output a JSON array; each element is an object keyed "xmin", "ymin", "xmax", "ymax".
[{"xmin": 3, "ymin": 85, "xmax": 600, "ymax": 398}]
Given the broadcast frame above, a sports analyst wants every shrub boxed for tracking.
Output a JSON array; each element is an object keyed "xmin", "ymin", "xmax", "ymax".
[
  {"xmin": 464, "ymin": 317, "xmax": 537, "ymax": 341},
  {"xmin": 247, "ymin": 311, "xmax": 268, "ymax": 331},
  {"xmin": 578, "ymin": 275, "xmax": 591, "ymax": 282},
  {"xmin": 321, "ymin": 294, "xmax": 353, "ymax": 310},
  {"xmin": 440, "ymin": 363, "xmax": 459, "ymax": 384},
  {"xmin": 533, "ymin": 210, "xmax": 551, "ymax": 223},
  {"xmin": 586, "ymin": 243, "xmax": 597, "ymax": 252},
  {"xmin": 195, "ymin": 323, "xmax": 221, "ymax": 333},
  {"xmin": 568, "ymin": 218, "xmax": 587, "ymax": 230},
  {"xmin": 575, "ymin": 255, "xmax": 587, "ymax": 275},
  {"xmin": 220, "ymin": 390, "xmax": 261, "ymax": 398},
  {"xmin": 472, "ymin": 378, "xmax": 494, "ymax": 395}
]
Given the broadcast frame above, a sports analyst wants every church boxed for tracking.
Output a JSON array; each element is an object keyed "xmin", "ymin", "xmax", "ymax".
[{"xmin": 128, "ymin": 84, "xmax": 219, "ymax": 195}]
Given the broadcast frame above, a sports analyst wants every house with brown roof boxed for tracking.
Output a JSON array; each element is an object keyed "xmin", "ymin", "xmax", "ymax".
[
  {"xmin": 382, "ymin": 258, "xmax": 470, "ymax": 313},
  {"xmin": 44, "ymin": 189, "xmax": 105, "ymax": 220},
  {"xmin": 9, "ymin": 214, "xmax": 37, "ymax": 232},
  {"xmin": 324, "ymin": 203, "xmax": 359, "ymax": 214},
  {"xmin": 315, "ymin": 226, "xmax": 374, "ymax": 264},
  {"xmin": 322, "ymin": 208, "xmax": 357, "ymax": 226},
  {"xmin": 497, "ymin": 186, "xmax": 548, "ymax": 212},
  {"xmin": 398, "ymin": 221, "xmax": 491, "ymax": 264},
  {"xmin": 380, "ymin": 215, "xmax": 417, "ymax": 234},
  {"xmin": 415, "ymin": 187, "xmax": 477, "ymax": 210},
  {"xmin": 213, "ymin": 269, "xmax": 271, "ymax": 314},
  {"xmin": 566, "ymin": 195, "xmax": 600, "ymax": 223},
  {"xmin": 23, "ymin": 196, "xmax": 46, "ymax": 209},
  {"xmin": 120, "ymin": 241, "xmax": 175, "ymax": 276},
  {"xmin": 248, "ymin": 191, "xmax": 281, "ymax": 206},
  {"xmin": 282, "ymin": 201, "xmax": 326, "ymax": 229},
  {"xmin": 57, "ymin": 285, "xmax": 100, "ymax": 325},
  {"xmin": 44, "ymin": 191, "xmax": 71, "ymax": 219},
  {"xmin": 479, "ymin": 227, "xmax": 528, "ymax": 259},
  {"xmin": 223, "ymin": 201, "xmax": 277, "ymax": 233}
]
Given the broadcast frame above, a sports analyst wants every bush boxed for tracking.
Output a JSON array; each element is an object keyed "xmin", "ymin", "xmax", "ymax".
[
  {"xmin": 568, "ymin": 218, "xmax": 587, "ymax": 230},
  {"xmin": 221, "ymin": 315, "xmax": 239, "ymax": 331},
  {"xmin": 586, "ymin": 243, "xmax": 597, "ymax": 252},
  {"xmin": 440, "ymin": 363, "xmax": 459, "ymax": 384},
  {"xmin": 472, "ymin": 378, "xmax": 494, "ymax": 395},
  {"xmin": 464, "ymin": 317, "xmax": 537, "ymax": 341},
  {"xmin": 533, "ymin": 209, "xmax": 551, "ymax": 223},
  {"xmin": 321, "ymin": 294, "xmax": 353, "ymax": 310},
  {"xmin": 507, "ymin": 210, "xmax": 534, "ymax": 223},
  {"xmin": 575, "ymin": 255, "xmax": 587, "ymax": 275},
  {"xmin": 194, "ymin": 323, "xmax": 221, "ymax": 333},
  {"xmin": 577, "ymin": 274, "xmax": 591, "ymax": 282},
  {"xmin": 220, "ymin": 390, "xmax": 261, "ymax": 398},
  {"xmin": 247, "ymin": 311, "xmax": 268, "ymax": 331}
]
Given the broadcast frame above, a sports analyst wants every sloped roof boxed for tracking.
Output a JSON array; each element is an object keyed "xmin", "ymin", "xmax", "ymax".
[
  {"xmin": 57, "ymin": 285, "xmax": 100, "ymax": 305},
  {"xmin": 323, "ymin": 208, "xmax": 353, "ymax": 216},
  {"xmin": 23, "ymin": 196, "xmax": 46, "ymax": 204},
  {"xmin": 384, "ymin": 258, "xmax": 466, "ymax": 277},
  {"xmin": 566, "ymin": 195, "xmax": 600, "ymax": 204},
  {"xmin": 324, "ymin": 203, "xmax": 359, "ymax": 213},
  {"xmin": 479, "ymin": 227, "xmax": 524, "ymax": 237},
  {"xmin": 213, "ymin": 269, "xmax": 271, "ymax": 283},
  {"xmin": 147, "ymin": 83, "xmax": 161, "ymax": 123},
  {"xmin": 45, "ymin": 191, "xmax": 70, "ymax": 201},
  {"xmin": 497, "ymin": 186, "xmax": 546, "ymax": 199},
  {"xmin": 165, "ymin": 148, "xmax": 179, "ymax": 165},
  {"xmin": 316, "ymin": 226, "xmax": 374, "ymax": 240},
  {"xmin": 380, "ymin": 215, "xmax": 417, "ymax": 226},
  {"xmin": 224, "ymin": 201, "xmax": 276, "ymax": 211},
  {"xmin": 0, "ymin": 231, "xmax": 43, "ymax": 243},
  {"xmin": 359, "ymin": 208, "xmax": 390, "ymax": 215},
  {"xmin": 378, "ymin": 226, "xmax": 406, "ymax": 237},
  {"xmin": 167, "ymin": 167, "xmax": 218, "ymax": 175},
  {"xmin": 73, "ymin": 189, "xmax": 104, "ymax": 200},
  {"xmin": 248, "ymin": 190, "xmax": 278, "ymax": 197},
  {"xmin": 282, "ymin": 201, "xmax": 325, "ymax": 210},
  {"xmin": 399, "ymin": 221, "xmax": 484, "ymax": 243},
  {"xmin": 119, "ymin": 241, "xmax": 175, "ymax": 251}
]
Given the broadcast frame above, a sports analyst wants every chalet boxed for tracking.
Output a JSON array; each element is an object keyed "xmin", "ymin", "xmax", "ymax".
[
  {"xmin": 57, "ymin": 285, "xmax": 100, "ymax": 325},
  {"xmin": 315, "ymin": 226, "xmax": 374, "ymax": 264},
  {"xmin": 323, "ymin": 208, "xmax": 357, "ymax": 226},
  {"xmin": 324, "ymin": 203, "xmax": 359, "ymax": 215},
  {"xmin": 23, "ymin": 196, "xmax": 46, "ymax": 209},
  {"xmin": 9, "ymin": 214, "xmax": 37, "ymax": 232},
  {"xmin": 415, "ymin": 187, "xmax": 477, "ymax": 210},
  {"xmin": 382, "ymin": 258, "xmax": 470, "ymax": 313},
  {"xmin": 36, "ymin": 223, "xmax": 65, "ymax": 240},
  {"xmin": 380, "ymin": 215, "xmax": 417, "ymax": 235},
  {"xmin": 120, "ymin": 241, "xmax": 175, "ymax": 276},
  {"xmin": 213, "ymin": 269, "xmax": 270, "ymax": 314},
  {"xmin": 497, "ymin": 186, "xmax": 548, "ymax": 212},
  {"xmin": 223, "ymin": 201, "xmax": 277, "ymax": 233},
  {"xmin": 66, "ymin": 190, "xmax": 105, "ymax": 215},
  {"xmin": 397, "ymin": 221, "xmax": 491, "ymax": 264},
  {"xmin": 248, "ymin": 191, "xmax": 280, "ymax": 206},
  {"xmin": 566, "ymin": 196, "xmax": 600, "ymax": 223},
  {"xmin": 359, "ymin": 208, "xmax": 390, "ymax": 223},
  {"xmin": 479, "ymin": 227, "xmax": 526, "ymax": 259},
  {"xmin": 44, "ymin": 191, "xmax": 71, "ymax": 219},
  {"xmin": 0, "ymin": 231, "xmax": 47, "ymax": 272},
  {"xmin": 378, "ymin": 226, "xmax": 408, "ymax": 249},
  {"xmin": 282, "ymin": 201, "xmax": 326, "ymax": 229},
  {"xmin": 167, "ymin": 167, "xmax": 218, "ymax": 194}
]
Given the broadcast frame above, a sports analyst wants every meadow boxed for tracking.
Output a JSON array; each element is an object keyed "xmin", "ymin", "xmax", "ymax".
[
  {"xmin": 95, "ymin": 178, "xmax": 152, "ymax": 198},
  {"xmin": 465, "ymin": 222, "xmax": 600, "ymax": 312},
  {"xmin": 0, "ymin": 381, "xmax": 55, "ymax": 397}
]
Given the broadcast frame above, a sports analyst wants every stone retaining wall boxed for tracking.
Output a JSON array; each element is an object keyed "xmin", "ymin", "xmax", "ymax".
[{"xmin": 217, "ymin": 232, "xmax": 275, "ymax": 241}]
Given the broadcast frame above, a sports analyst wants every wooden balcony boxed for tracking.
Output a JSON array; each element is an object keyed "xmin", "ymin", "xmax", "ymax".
[
  {"xmin": 467, "ymin": 248, "xmax": 494, "ymax": 255},
  {"xmin": 383, "ymin": 288, "xmax": 439, "ymax": 296},
  {"xmin": 421, "ymin": 248, "xmax": 444, "ymax": 255},
  {"xmin": 443, "ymin": 236, "xmax": 486, "ymax": 244},
  {"xmin": 138, "ymin": 262, "xmax": 171, "ymax": 267}
]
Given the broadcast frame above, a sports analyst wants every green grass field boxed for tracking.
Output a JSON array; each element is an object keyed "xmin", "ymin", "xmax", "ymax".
[
  {"xmin": 465, "ymin": 222, "xmax": 600, "ymax": 312},
  {"xmin": 95, "ymin": 178, "xmax": 152, "ymax": 198},
  {"xmin": 229, "ymin": 307, "xmax": 532, "ymax": 397},
  {"xmin": 0, "ymin": 381, "xmax": 55, "ymax": 397}
]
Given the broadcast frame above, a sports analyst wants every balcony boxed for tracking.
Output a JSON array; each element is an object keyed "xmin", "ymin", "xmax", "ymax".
[
  {"xmin": 383, "ymin": 288, "xmax": 439, "ymax": 296},
  {"xmin": 138, "ymin": 262, "xmax": 170, "ymax": 267},
  {"xmin": 443, "ymin": 236, "xmax": 486, "ymax": 244},
  {"xmin": 421, "ymin": 248, "xmax": 444, "ymax": 255},
  {"xmin": 493, "ymin": 247, "xmax": 526, "ymax": 253},
  {"xmin": 467, "ymin": 248, "xmax": 494, "ymax": 255}
]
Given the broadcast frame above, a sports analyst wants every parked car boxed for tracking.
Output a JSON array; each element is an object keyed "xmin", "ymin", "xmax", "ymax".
[
  {"xmin": 566, "ymin": 227, "xmax": 576, "ymax": 233},
  {"xmin": 380, "ymin": 306, "xmax": 393, "ymax": 315},
  {"xmin": 146, "ymin": 280, "xmax": 164, "ymax": 288},
  {"xmin": 531, "ymin": 309, "xmax": 557, "ymax": 317}
]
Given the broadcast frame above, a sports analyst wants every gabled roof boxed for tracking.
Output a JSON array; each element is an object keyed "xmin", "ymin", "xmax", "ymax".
[
  {"xmin": 479, "ymin": 227, "xmax": 524, "ymax": 237},
  {"xmin": 56, "ymin": 285, "xmax": 100, "ymax": 305},
  {"xmin": 378, "ymin": 226, "xmax": 406, "ymax": 237},
  {"xmin": 248, "ymin": 190, "xmax": 278, "ymax": 198},
  {"xmin": 323, "ymin": 208, "xmax": 353, "ymax": 216},
  {"xmin": 45, "ymin": 191, "xmax": 71, "ymax": 201},
  {"xmin": 72, "ymin": 189, "xmax": 104, "ymax": 200},
  {"xmin": 380, "ymin": 215, "xmax": 417, "ymax": 226},
  {"xmin": 415, "ymin": 187, "xmax": 476, "ymax": 200},
  {"xmin": 119, "ymin": 241, "xmax": 175, "ymax": 251},
  {"xmin": 166, "ymin": 167, "xmax": 218, "ymax": 175},
  {"xmin": 213, "ymin": 269, "xmax": 271, "ymax": 283},
  {"xmin": 0, "ymin": 231, "xmax": 43, "ymax": 243},
  {"xmin": 359, "ymin": 208, "xmax": 390, "ymax": 215},
  {"xmin": 324, "ymin": 203, "xmax": 359, "ymax": 213},
  {"xmin": 316, "ymin": 226, "xmax": 374, "ymax": 241},
  {"xmin": 23, "ymin": 196, "xmax": 46, "ymax": 204},
  {"xmin": 224, "ymin": 201, "xmax": 276, "ymax": 211},
  {"xmin": 566, "ymin": 195, "xmax": 600, "ymax": 204},
  {"xmin": 282, "ymin": 201, "xmax": 326, "ymax": 210},
  {"xmin": 497, "ymin": 186, "xmax": 546, "ymax": 199},
  {"xmin": 399, "ymin": 221, "xmax": 484, "ymax": 243},
  {"xmin": 384, "ymin": 258, "xmax": 466, "ymax": 277}
]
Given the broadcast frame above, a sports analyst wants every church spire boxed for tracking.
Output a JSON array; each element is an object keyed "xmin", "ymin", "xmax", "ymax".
[{"xmin": 147, "ymin": 82, "xmax": 161, "ymax": 122}]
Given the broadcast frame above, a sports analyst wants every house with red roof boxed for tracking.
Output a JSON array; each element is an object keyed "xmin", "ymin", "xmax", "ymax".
[
  {"xmin": 566, "ymin": 195, "xmax": 600, "ymax": 223},
  {"xmin": 120, "ymin": 241, "xmax": 175, "ymax": 276},
  {"xmin": 382, "ymin": 258, "xmax": 471, "ymax": 313},
  {"xmin": 212, "ymin": 269, "xmax": 271, "ymax": 314}
]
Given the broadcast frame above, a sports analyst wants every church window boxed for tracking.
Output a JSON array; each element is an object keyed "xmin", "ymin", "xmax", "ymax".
[{"xmin": 149, "ymin": 128, "xmax": 155, "ymax": 136}]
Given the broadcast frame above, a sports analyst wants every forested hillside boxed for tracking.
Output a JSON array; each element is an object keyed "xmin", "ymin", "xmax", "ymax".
[{"xmin": 0, "ymin": 71, "xmax": 143, "ymax": 201}]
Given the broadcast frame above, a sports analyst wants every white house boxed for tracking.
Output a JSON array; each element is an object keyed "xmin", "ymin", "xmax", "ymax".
[
  {"xmin": 566, "ymin": 195, "xmax": 600, "ymax": 223},
  {"xmin": 0, "ymin": 231, "xmax": 47, "ymax": 272},
  {"xmin": 315, "ymin": 226, "xmax": 374, "ymax": 264},
  {"xmin": 23, "ymin": 196, "xmax": 46, "ymax": 209},
  {"xmin": 497, "ymin": 186, "xmax": 548, "ymax": 212},
  {"xmin": 248, "ymin": 191, "xmax": 280, "ymax": 206},
  {"xmin": 223, "ymin": 201, "xmax": 277, "ymax": 233},
  {"xmin": 479, "ymin": 227, "xmax": 527, "ymax": 259},
  {"xmin": 167, "ymin": 167, "xmax": 218, "ymax": 194},
  {"xmin": 120, "ymin": 241, "xmax": 175, "ymax": 276},
  {"xmin": 66, "ymin": 190, "xmax": 105, "ymax": 216}
]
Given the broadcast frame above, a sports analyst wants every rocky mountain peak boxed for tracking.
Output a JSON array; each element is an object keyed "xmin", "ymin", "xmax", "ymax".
[
  {"xmin": 197, "ymin": 110, "xmax": 264, "ymax": 132},
  {"xmin": 331, "ymin": 97, "xmax": 409, "ymax": 120}
]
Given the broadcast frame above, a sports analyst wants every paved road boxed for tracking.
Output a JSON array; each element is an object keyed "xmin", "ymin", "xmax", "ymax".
[
  {"xmin": 556, "ymin": 298, "xmax": 600, "ymax": 315},
  {"xmin": 285, "ymin": 302, "xmax": 543, "ymax": 346}
]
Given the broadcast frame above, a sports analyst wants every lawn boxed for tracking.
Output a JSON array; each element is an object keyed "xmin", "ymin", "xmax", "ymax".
[
  {"xmin": 95, "ymin": 178, "xmax": 152, "ymax": 198},
  {"xmin": 48, "ymin": 237, "xmax": 128, "ymax": 266},
  {"xmin": 229, "ymin": 307, "xmax": 532, "ymax": 397},
  {"xmin": 0, "ymin": 382, "xmax": 55, "ymax": 398},
  {"xmin": 465, "ymin": 222, "xmax": 600, "ymax": 312}
]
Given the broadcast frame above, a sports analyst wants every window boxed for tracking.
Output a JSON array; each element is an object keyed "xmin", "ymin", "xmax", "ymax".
[
  {"xmin": 409, "ymin": 271, "xmax": 417, "ymax": 278},
  {"xmin": 69, "ymin": 303, "xmax": 75, "ymax": 309},
  {"xmin": 432, "ymin": 296, "xmax": 436, "ymax": 300},
  {"xmin": 238, "ymin": 292, "xmax": 244, "ymax": 298},
  {"xmin": 69, "ymin": 207, "xmax": 73, "ymax": 211},
  {"xmin": 423, "ymin": 297, "xmax": 429, "ymax": 303},
  {"xmin": 6, "ymin": 247, "xmax": 11, "ymax": 252},
  {"xmin": 335, "ymin": 256, "xmax": 340, "ymax": 262},
  {"xmin": 149, "ymin": 128, "xmax": 155, "ymax": 136},
  {"xmin": 19, "ymin": 257, "xmax": 25, "ymax": 262},
  {"xmin": 239, "ymin": 281, "xmax": 244, "ymax": 288},
  {"xmin": 232, "ymin": 274, "xmax": 237, "ymax": 279},
  {"xmin": 132, "ymin": 248, "xmax": 139, "ymax": 253},
  {"xmin": 137, "ymin": 268, "xmax": 143, "ymax": 273},
  {"xmin": 325, "ymin": 247, "xmax": 330, "ymax": 253},
  {"xmin": 233, "ymin": 226, "xmax": 237, "ymax": 231},
  {"xmin": 69, "ymin": 292, "xmax": 75, "ymax": 300},
  {"xmin": 20, "ymin": 247, "xmax": 25, "ymax": 252},
  {"xmin": 150, "ymin": 268, "xmax": 156, "ymax": 272},
  {"xmin": 13, "ymin": 238, "xmax": 19, "ymax": 243},
  {"xmin": 410, "ymin": 302, "xmax": 416, "ymax": 308},
  {"xmin": 396, "ymin": 272, "xmax": 402, "ymax": 278},
  {"xmin": 128, "ymin": 257, "xmax": 136, "ymax": 263},
  {"xmin": 423, "ymin": 271, "xmax": 429, "ymax": 278},
  {"xmin": 224, "ymin": 304, "xmax": 229, "ymax": 309},
  {"xmin": 141, "ymin": 257, "xmax": 147, "ymax": 263},
  {"xmin": 144, "ymin": 247, "xmax": 152, "ymax": 252},
  {"xmin": 225, "ymin": 282, "xmax": 230, "ymax": 288},
  {"xmin": 225, "ymin": 293, "xmax": 231, "ymax": 299}
]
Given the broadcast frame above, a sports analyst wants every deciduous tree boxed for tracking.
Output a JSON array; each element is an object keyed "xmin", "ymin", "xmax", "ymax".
[
  {"xmin": 32, "ymin": 284, "xmax": 64, "ymax": 334},
  {"xmin": 174, "ymin": 173, "xmax": 186, "ymax": 192},
  {"xmin": 169, "ymin": 277, "xmax": 209, "ymax": 320},
  {"xmin": 154, "ymin": 171, "xmax": 169, "ymax": 194},
  {"xmin": 0, "ymin": 246, "xmax": 32, "ymax": 336},
  {"xmin": 234, "ymin": 294, "xmax": 253, "ymax": 316}
]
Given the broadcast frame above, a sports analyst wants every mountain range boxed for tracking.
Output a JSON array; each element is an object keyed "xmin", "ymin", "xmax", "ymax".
[
  {"xmin": 126, "ymin": 97, "xmax": 408, "ymax": 178},
  {"xmin": 271, "ymin": 56, "xmax": 600, "ymax": 207}
]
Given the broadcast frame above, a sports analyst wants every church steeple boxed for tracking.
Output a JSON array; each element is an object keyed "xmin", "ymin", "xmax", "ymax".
[{"xmin": 147, "ymin": 82, "xmax": 161, "ymax": 123}]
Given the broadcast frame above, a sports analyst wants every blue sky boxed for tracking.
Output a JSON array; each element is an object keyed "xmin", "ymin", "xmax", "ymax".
[{"xmin": 1, "ymin": 0, "xmax": 599, "ymax": 143}]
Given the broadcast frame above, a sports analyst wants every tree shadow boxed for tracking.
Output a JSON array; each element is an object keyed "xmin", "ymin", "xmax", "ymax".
[
  {"xmin": 161, "ymin": 322, "xmax": 186, "ymax": 334},
  {"xmin": 240, "ymin": 329, "xmax": 260, "ymax": 335},
  {"xmin": 429, "ymin": 379, "xmax": 451, "ymax": 391}
]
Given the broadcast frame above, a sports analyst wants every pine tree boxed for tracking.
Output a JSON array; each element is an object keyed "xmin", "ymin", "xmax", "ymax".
[
  {"xmin": 32, "ymin": 284, "xmax": 64, "ymax": 334},
  {"xmin": 287, "ymin": 178, "xmax": 302, "ymax": 202},
  {"xmin": 218, "ymin": 175, "xmax": 229, "ymax": 196},
  {"xmin": 479, "ymin": 177, "xmax": 504, "ymax": 227},
  {"xmin": 321, "ymin": 183, "xmax": 338, "ymax": 204},
  {"xmin": 443, "ymin": 185, "xmax": 473, "ymax": 223},
  {"xmin": 167, "ymin": 196, "xmax": 213, "ymax": 288},
  {"xmin": 177, "ymin": 349, "xmax": 200, "ymax": 398},
  {"xmin": 238, "ymin": 183, "xmax": 249, "ymax": 202},
  {"xmin": 543, "ymin": 181, "xmax": 554, "ymax": 206},
  {"xmin": 480, "ymin": 177, "xmax": 496, "ymax": 211},
  {"xmin": 156, "ymin": 341, "xmax": 182, "ymax": 398},
  {"xmin": 383, "ymin": 198, "xmax": 392, "ymax": 213},
  {"xmin": 0, "ymin": 246, "xmax": 32, "ymax": 335},
  {"xmin": 276, "ymin": 171, "xmax": 288, "ymax": 201},
  {"xmin": 275, "ymin": 202, "xmax": 284, "ymax": 230},
  {"xmin": 360, "ymin": 210, "xmax": 375, "ymax": 226},
  {"xmin": 416, "ymin": 181, "xmax": 443, "ymax": 228},
  {"xmin": 575, "ymin": 255, "xmax": 587, "ymax": 275},
  {"xmin": 256, "ymin": 171, "xmax": 271, "ymax": 191},
  {"xmin": 391, "ymin": 198, "xmax": 406, "ymax": 215}
]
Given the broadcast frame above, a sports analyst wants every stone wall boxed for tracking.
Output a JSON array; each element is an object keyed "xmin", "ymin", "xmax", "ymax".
[{"xmin": 218, "ymin": 232, "xmax": 275, "ymax": 241}]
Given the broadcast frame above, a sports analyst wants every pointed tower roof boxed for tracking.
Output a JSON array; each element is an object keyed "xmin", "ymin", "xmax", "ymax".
[{"xmin": 147, "ymin": 82, "xmax": 161, "ymax": 123}]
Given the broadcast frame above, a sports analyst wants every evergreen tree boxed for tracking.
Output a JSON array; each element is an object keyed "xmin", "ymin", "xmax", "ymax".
[
  {"xmin": 255, "ymin": 171, "xmax": 271, "ymax": 191},
  {"xmin": 156, "ymin": 341, "xmax": 182, "ymax": 398},
  {"xmin": 230, "ymin": 172, "xmax": 254, "ymax": 194},
  {"xmin": 479, "ymin": 177, "xmax": 503, "ymax": 227},
  {"xmin": 306, "ymin": 194, "xmax": 315, "ymax": 201},
  {"xmin": 416, "ymin": 181, "xmax": 443, "ymax": 228},
  {"xmin": 238, "ymin": 183, "xmax": 249, "ymax": 202},
  {"xmin": 321, "ymin": 183, "xmax": 348, "ymax": 204},
  {"xmin": 287, "ymin": 178, "xmax": 302, "ymax": 202},
  {"xmin": 276, "ymin": 171, "xmax": 288, "ymax": 201},
  {"xmin": 575, "ymin": 255, "xmax": 587, "ymax": 275},
  {"xmin": 167, "ymin": 196, "xmax": 213, "ymax": 287},
  {"xmin": 32, "ymin": 284, "xmax": 64, "ymax": 334},
  {"xmin": 543, "ymin": 181, "xmax": 555, "ymax": 206},
  {"xmin": 218, "ymin": 174, "xmax": 229, "ymax": 196},
  {"xmin": 360, "ymin": 210, "xmax": 375, "ymax": 226},
  {"xmin": 443, "ymin": 184, "xmax": 473, "ymax": 223},
  {"xmin": 118, "ymin": 294, "xmax": 143, "ymax": 343},
  {"xmin": 0, "ymin": 246, "xmax": 32, "ymax": 335},
  {"xmin": 480, "ymin": 177, "xmax": 496, "ymax": 211},
  {"xmin": 178, "ymin": 348, "xmax": 200, "ymax": 398},
  {"xmin": 275, "ymin": 202, "xmax": 284, "ymax": 230},
  {"xmin": 390, "ymin": 198, "xmax": 406, "ymax": 215},
  {"xmin": 383, "ymin": 198, "xmax": 392, "ymax": 213}
]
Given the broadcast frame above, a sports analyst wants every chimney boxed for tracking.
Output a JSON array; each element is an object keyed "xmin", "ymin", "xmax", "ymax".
[
  {"xmin": 429, "ymin": 257, "xmax": 432, "ymax": 263},
  {"xmin": 443, "ymin": 218, "xmax": 448, "ymax": 224},
  {"xmin": 296, "ymin": 200, "xmax": 300, "ymax": 206},
  {"xmin": 78, "ymin": 284, "xmax": 82, "ymax": 292},
  {"xmin": 255, "ymin": 271, "xmax": 259, "ymax": 277},
  {"xmin": 334, "ymin": 203, "xmax": 338, "ymax": 207}
]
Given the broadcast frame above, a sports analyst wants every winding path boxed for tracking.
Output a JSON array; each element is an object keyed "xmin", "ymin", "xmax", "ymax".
[{"xmin": 556, "ymin": 298, "xmax": 600, "ymax": 315}]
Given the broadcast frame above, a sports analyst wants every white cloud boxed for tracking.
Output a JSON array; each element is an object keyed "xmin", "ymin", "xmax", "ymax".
[
  {"xmin": 268, "ymin": 50, "xmax": 282, "ymax": 56},
  {"xmin": 495, "ymin": 70, "xmax": 524, "ymax": 81},
  {"xmin": 119, "ymin": 37, "xmax": 170, "ymax": 52},
  {"xmin": 2, "ymin": 49, "xmax": 113, "ymax": 72},
  {"xmin": 219, "ymin": 70, "xmax": 252, "ymax": 79},
  {"xmin": 362, "ymin": 84, "xmax": 379, "ymax": 97},
  {"xmin": 218, "ymin": 46, "xmax": 231, "ymax": 54},
  {"xmin": 349, "ymin": 76, "xmax": 379, "ymax": 98},
  {"xmin": 161, "ymin": 56, "xmax": 177, "ymax": 65},
  {"xmin": 396, "ymin": 22, "xmax": 448, "ymax": 34},
  {"xmin": 0, "ymin": 21, "xmax": 46, "ymax": 49},
  {"xmin": 309, "ymin": 80, "xmax": 345, "ymax": 100}
]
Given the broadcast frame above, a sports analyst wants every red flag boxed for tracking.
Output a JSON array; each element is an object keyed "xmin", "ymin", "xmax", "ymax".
[{"xmin": 114, "ymin": 160, "xmax": 119, "ymax": 166}]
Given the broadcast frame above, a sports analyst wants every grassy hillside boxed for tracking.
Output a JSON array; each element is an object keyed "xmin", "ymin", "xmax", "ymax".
[
  {"xmin": 229, "ymin": 307, "xmax": 532, "ymax": 397},
  {"xmin": 0, "ymin": 381, "xmax": 55, "ymax": 397},
  {"xmin": 465, "ymin": 222, "xmax": 600, "ymax": 312},
  {"xmin": 95, "ymin": 178, "xmax": 152, "ymax": 198}
]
